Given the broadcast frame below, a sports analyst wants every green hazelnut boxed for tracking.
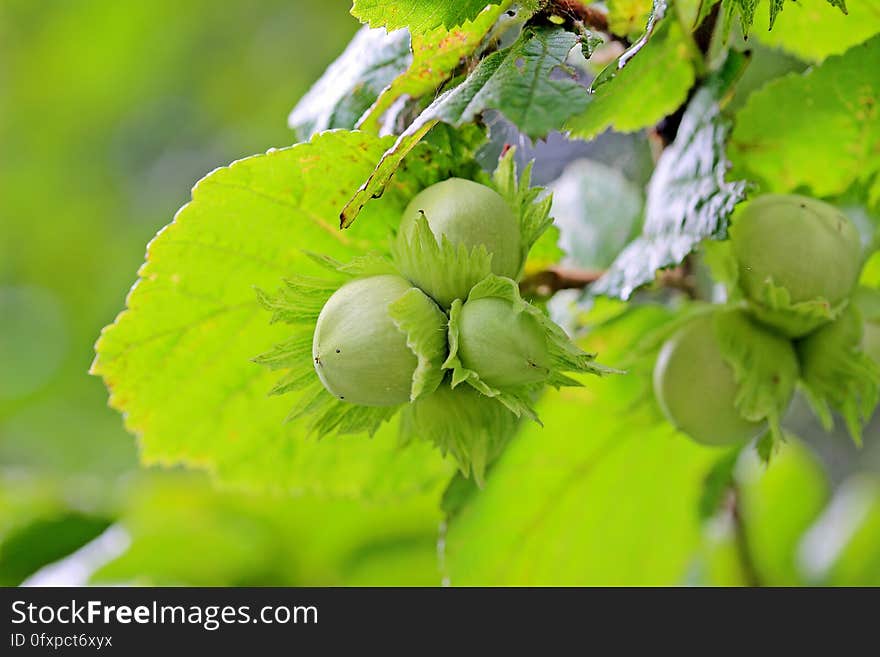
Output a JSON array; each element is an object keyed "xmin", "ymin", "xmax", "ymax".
[
  {"xmin": 457, "ymin": 296, "xmax": 550, "ymax": 388},
  {"xmin": 400, "ymin": 178, "xmax": 521, "ymax": 294},
  {"xmin": 653, "ymin": 312, "xmax": 796, "ymax": 446},
  {"xmin": 730, "ymin": 194, "xmax": 861, "ymax": 335},
  {"xmin": 313, "ymin": 275, "xmax": 423, "ymax": 406}
]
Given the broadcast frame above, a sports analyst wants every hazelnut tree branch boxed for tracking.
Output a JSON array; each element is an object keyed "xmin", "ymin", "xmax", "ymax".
[
  {"xmin": 519, "ymin": 265, "xmax": 605, "ymax": 297},
  {"xmin": 545, "ymin": 0, "xmax": 611, "ymax": 33}
]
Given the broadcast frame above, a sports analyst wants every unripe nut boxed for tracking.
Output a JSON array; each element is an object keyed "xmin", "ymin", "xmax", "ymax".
[
  {"xmin": 457, "ymin": 296, "xmax": 550, "ymax": 388},
  {"xmin": 313, "ymin": 275, "xmax": 419, "ymax": 406},
  {"xmin": 731, "ymin": 194, "xmax": 861, "ymax": 308},
  {"xmin": 653, "ymin": 313, "xmax": 795, "ymax": 446},
  {"xmin": 401, "ymin": 178, "xmax": 522, "ymax": 280}
]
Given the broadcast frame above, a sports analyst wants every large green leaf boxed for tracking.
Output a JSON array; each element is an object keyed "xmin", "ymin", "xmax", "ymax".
[
  {"xmin": 724, "ymin": 0, "xmax": 849, "ymax": 36},
  {"xmin": 566, "ymin": 17, "xmax": 696, "ymax": 140},
  {"xmin": 592, "ymin": 64, "xmax": 748, "ymax": 299},
  {"xmin": 729, "ymin": 35, "xmax": 880, "ymax": 198},
  {"xmin": 756, "ymin": 0, "xmax": 880, "ymax": 63},
  {"xmin": 92, "ymin": 130, "xmax": 454, "ymax": 499},
  {"xmin": 92, "ymin": 473, "xmax": 444, "ymax": 586},
  {"xmin": 342, "ymin": 25, "xmax": 587, "ymax": 226},
  {"xmin": 443, "ymin": 308, "xmax": 720, "ymax": 585},
  {"xmin": 350, "ymin": 0, "xmax": 508, "ymax": 34},
  {"xmin": 607, "ymin": 0, "xmax": 655, "ymax": 38},
  {"xmin": 288, "ymin": 26, "xmax": 412, "ymax": 141}
]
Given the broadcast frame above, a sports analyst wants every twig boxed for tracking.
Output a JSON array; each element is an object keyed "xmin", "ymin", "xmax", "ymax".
[
  {"xmin": 727, "ymin": 484, "xmax": 763, "ymax": 587},
  {"xmin": 519, "ymin": 263, "xmax": 701, "ymax": 299},
  {"xmin": 519, "ymin": 265, "xmax": 604, "ymax": 297},
  {"xmin": 657, "ymin": 264, "xmax": 699, "ymax": 299},
  {"xmin": 546, "ymin": 0, "xmax": 610, "ymax": 33}
]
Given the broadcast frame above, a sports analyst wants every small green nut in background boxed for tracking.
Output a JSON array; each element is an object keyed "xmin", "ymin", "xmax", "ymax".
[
  {"xmin": 401, "ymin": 178, "xmax": 522, "ymax": 279},
  {"xmin": 653, "ymin": 312, "xmax": 796, "ymax": 446},
  {"xmin": 457, "ymin": 296, "xmax": 550, "ymax": 389},
  {"xmin": 313, "ymin": 275, "xmax": 424, "ymax": 407},
  {"xmin": 730, "ymin": 194, "xmax": 862, "ymax": 335}
]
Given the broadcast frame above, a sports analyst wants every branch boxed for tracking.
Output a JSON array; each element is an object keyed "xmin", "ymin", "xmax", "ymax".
[
  {"xmin": 519, "ymin": 265, "xmax": 604, "ymax": 297},
  {"xmin": 546, "ymin": 0, "xmax": 610, "ymax": 34},
  {"xmin": 519, "ymin": 264, "xmax": 699, "ymax": 299}
]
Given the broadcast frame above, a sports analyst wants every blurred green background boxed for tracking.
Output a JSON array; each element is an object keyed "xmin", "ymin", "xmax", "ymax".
[
  {"xmin": 1, "ymin": 0, "xmax": 879, "ymax": 587},
  {"xmin": 0, "ymin": 0, "xmax": 449, "ymax": 586}
]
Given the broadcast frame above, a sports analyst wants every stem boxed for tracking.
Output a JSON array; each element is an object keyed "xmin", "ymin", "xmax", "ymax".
[{"xmin": 728, "ymin": 484, "xmax": 763, "ymax": 587}]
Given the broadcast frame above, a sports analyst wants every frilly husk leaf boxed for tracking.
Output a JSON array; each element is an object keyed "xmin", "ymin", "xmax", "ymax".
[
  {"xmin": 713, "ymin": 308, "xmax": 800, "ymax": 457},
  {"xmin": 797, "ymin": 308, "xmax": 880, "ymax": 447},
  {"xmin": 399, "ymin": 382, "xmax": 519, "ymax": 486},
  {"xmin": 387, "ymin": 287, "xmax": 449, "ymax": 401},
  {"xmin": 392, "ymin": 213, "xmax": 492, "ymax": 309}
]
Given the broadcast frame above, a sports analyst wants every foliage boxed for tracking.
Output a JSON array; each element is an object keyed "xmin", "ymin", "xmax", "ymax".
[
  {"xmin": 591, "ymin": 55, "xmax": 749, "ymax": 299},
  {"xmin": 729, "ymin": 35, "xmax": 880, "ymax": 201},
  {"xmin": 5, "ymin": 0, "xmax": 880, "ymax": 586}
]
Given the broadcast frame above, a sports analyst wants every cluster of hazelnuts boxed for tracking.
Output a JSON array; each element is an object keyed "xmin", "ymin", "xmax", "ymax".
[
  {"xmin": 309, "ymin": 179, "xmax": 878, "ymax": 452},
  {"xmin": 654, "ymin": 195, "xmax": 880, "ymax": 447},
  {"xmin": 312, "ymin": 177, "xmax": 583, "ymax": 413}
]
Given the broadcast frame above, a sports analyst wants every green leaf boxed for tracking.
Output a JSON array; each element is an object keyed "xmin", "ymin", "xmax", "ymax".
[
  {"xmin": 358, "ymin": 3, "xmax": 509, "ymax": 133},
  {"xmin": 683, "ymin": 0, "xmax": 723, "ymax": 27},
  {"xmin": 756, "ymin": 0, "xmax": 880, "ymax": 63},
  {"xmin": 342, "ymin": 26, "xmax": 588, "ymax": 226},
  {"xmin": 92, "ymin": 130, "xmax": 453, "ymax": 499},
  {"xmin": 287, "ymin": 27, "xmax": 412, "ymax": 141},
  {"xmin": 723, "ymin": 0, "xmax": 849, "ymax": 36},
  {"xmin": 567, "ymin": 16, "xmax": 696, "ymax": 140},
  {"xmin": 592, "ymin": 61, "xmax": 748, "ymax": 299},
  {"xmin": 0, "ymin": 513, "xmax": 113, "ymax": 586},
  {"xmin": 549, "ymin": 158, "xmax": 644, "ymax": 270},
  {"xmin": 729, "ymin": 35, "xmax": 880, "ymax": 199},
  {"xmin": 350, "ymin": 0, "xmax": 507, "ymax": 34},
  {"xmin": 607, "ymin": 0, "xmax": 655, "ymax": 38},
  {"xmin": 92, "ymin": 473, "xmax": 445, "ymax": 586},
  {"xmin": 443, "ymin": 308, "xmax": 720, "ymax": 585}
]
